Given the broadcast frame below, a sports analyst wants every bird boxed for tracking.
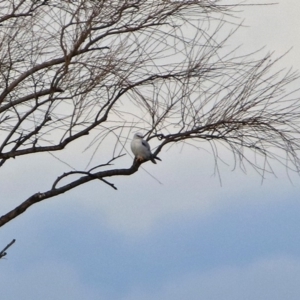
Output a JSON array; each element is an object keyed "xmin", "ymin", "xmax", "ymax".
[{"xmin": 131, "ymin": 133, "xmax": 161, "ymax": 164}]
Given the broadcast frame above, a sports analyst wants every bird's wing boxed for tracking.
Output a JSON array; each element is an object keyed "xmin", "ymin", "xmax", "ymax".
[{"xmin": 141, "ymin": 140, "xmax": 151, "ymax": 150}]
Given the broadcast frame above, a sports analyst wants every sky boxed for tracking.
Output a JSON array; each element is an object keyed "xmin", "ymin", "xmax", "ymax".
[{"xmin": 1, "ymin": 1, "xmax": 300, "ymax": 299}]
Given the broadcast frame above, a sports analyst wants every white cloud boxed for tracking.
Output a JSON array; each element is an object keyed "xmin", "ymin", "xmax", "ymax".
[
  {"xmin": 233, "ymin": 0, "xmax": 300, "ymax": 68},
  {"xmin": 124, "ymin": 255, "xmax": 300, "ymax": 300},
  {"xmin": 0, "ymin": 261, "xmax": 102, "ymax": 300}
]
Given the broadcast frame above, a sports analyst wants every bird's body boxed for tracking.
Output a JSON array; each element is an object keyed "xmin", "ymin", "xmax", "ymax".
[{"xmin": 131, "ymin": 133, "xmax": 161, "ymax": 164}]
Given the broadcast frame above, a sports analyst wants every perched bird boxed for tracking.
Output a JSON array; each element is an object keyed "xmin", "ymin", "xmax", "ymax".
[{"xmin": 131, "ymin": 133, "xmax": 161, "ymax": 164}]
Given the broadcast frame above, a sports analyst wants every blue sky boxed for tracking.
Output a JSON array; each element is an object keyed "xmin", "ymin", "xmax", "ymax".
[{"xmin": 1, "ymin": 1, "xmax": 300, "ymax": 299}]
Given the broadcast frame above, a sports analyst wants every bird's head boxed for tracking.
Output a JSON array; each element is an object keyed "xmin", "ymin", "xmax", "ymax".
[{"xmin": 134, "ymin": 132, "xmax": 144, "ymax": 139}]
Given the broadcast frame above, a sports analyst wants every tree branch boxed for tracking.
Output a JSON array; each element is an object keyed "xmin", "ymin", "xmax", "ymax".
[
  {"xmin": 0, "ymin": 239, "xmax": 16, "ymax": 259},
  {"xmin": 0, "ymin": 160, "xmax": 142, "ymax": 228}
]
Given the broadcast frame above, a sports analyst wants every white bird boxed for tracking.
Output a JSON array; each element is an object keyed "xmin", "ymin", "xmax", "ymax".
[{"xmin": 131, "ymin": 133, "xmax": 161, "ymax": 164}]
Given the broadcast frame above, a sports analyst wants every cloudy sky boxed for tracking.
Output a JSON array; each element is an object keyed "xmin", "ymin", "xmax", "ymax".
[{"xmin": 1, "ymin": 1, "xmax": 300, "ymax": 299}]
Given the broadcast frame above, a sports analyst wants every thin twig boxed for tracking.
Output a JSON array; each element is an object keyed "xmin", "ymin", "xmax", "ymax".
[{"xmin": 0, "ymin": 239, "xmax": 16, "ymax": 259}]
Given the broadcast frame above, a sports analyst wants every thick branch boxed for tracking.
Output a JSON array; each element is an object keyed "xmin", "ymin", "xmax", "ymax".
[
  {"xmin": 0, "ymin": 87, "xmax": 63, "ymax": 114},
  {"xmin": 0, "ymin": 160, "xmax": 142, "ymax": 228}
]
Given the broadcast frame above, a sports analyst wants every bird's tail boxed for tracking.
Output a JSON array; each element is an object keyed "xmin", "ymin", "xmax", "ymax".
[{"xmin": 150, "ymin": 155, "xmax": 162, "ymax": 164}]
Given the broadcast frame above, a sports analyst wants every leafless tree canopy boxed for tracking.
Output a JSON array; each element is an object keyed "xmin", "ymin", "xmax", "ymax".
[{"xmin": 0, "ymin": 0, "xmax": 300, "ymax": 228}]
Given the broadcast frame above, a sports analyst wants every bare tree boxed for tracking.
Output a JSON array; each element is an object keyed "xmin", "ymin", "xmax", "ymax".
[{"xmin": 0, "ymin": 0, "xmax": 300, "ymax": 238}]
